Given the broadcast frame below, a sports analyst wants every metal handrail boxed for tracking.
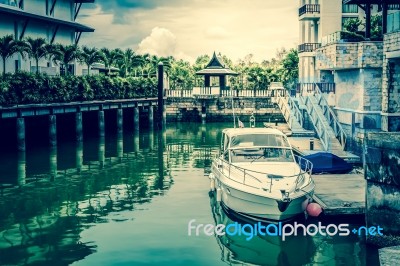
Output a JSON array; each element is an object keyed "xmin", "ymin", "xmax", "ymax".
[
  {"xmin": 214, "ymin": 154, "xmax": 313, "ymax": 193},
  {"xmin": 314, "ymin": 84, "xmax": 347, "ymax": 149},
  {"xmin": 302, "ymin": 95, "xmax": 331, "ymax": 151},
  {"xmin": 276, "ymin": 93, "xmax": 303, "ymax": 129}
]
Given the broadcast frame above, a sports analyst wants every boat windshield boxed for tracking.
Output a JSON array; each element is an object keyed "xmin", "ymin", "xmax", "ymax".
[
  {"xmin": 230, "ymin": 147, "xmax": 294, "ymax": 163},
  {"xmin": 230, "ymin": 134, "xmax": 290, "ymax": 148}
]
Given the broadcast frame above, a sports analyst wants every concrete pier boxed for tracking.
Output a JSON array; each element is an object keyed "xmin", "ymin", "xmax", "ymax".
[
  {"xmin": 76, "ymin": 112, "xmax": 83, "ymax": 142},
  {"xmin": 117, "ymin": 132, "xmax": 123, "ymax": 161},
  {"xmin": 76, "ymin": 141, "xmax": 83, "ymax": 173},
  {"xmin": 17, "ymin": 151, "xmax": 26, "ymax": 185},
  {"xmin": 49, "ymin": 115, "xmax": 57, "ymax": 146},
  {"xmin": 364, "ymin": 132, "xmax": 400, "ymax": 247},
  {"xmin": 49, "ymin": 146, "xmax": 57, "ymax": 179},
  {"xmin": 99, "ymin": 136, "xmax": 105, "ymax": 169},
  {"xmin": 16, "ymin": 118, "xmax": 25, "ymax": 152},
  {"xmin": 117, "ymin": 108, "xmax": 123, "ymax": 134},
  {"xmin": 134, "ymin": 131, "xmax": 140, "ymax": 153},
  {"xmin": 134, "ymin": 107, "xmax": 140, "ymax": 132},
  {"xmin": 98, "ymin": 110, "xmax": 105, "ymax": 137},
  {"xmin": 148, "ymin": 106, "xmax": 154, "ymax": 129}
]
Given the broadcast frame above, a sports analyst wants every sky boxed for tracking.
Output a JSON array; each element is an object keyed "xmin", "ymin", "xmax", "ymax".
[{"xmin": 79, "ymin": 0, "xmax": 299, "ymax": 63}]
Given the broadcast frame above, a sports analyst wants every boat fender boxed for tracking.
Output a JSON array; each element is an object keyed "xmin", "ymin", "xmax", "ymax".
[
  {"xmin": 306, "ymin": 202, "xmax": 323, "ymax": 217},
  {"xmin": 209, "ymin": 173, "xmax": 216, "ymax": 191},
  {"xmin": 216, "ymin": 188, "xmax": 222, "ymax": 202}
]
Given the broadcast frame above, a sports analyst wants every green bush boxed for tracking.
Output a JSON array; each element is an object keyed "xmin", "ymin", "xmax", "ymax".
[{"xmin": 0, "ymin": 72, "xmax": 157, "ymax": 106}]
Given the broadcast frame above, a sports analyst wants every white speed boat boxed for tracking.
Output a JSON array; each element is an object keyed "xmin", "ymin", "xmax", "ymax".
[{"xmin": 210, "ymin": 127, "xmax": 315, "ymax": 222}]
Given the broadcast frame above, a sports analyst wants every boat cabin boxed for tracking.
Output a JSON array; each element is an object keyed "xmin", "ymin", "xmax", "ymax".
[{"xmin": 220, "ymin": 128, "xmax": 294, "ymax": 164}]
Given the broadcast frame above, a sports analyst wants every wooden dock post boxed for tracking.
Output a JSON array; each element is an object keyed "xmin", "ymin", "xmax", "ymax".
[
  {"xmin": 134, "ymin": 106, "xmax": 140, "ymax": 132},
  {"xmin": 157, "ymin": 62, "xmax": 165, "ymax": 130},
  {"xmin": 49, "ymin": 115, "xmax": 57, "ymax": 147},
  {"xmin": 117, "ymin": 107, "xmax": 123, "ymax": 134},
  {"xmin": 16, "ymin": 118, "xmax": 26, "ymax": 152},
  {"xmin": 99, "ymin": 109, "xmax": 105, "ymax": 137},
  {"xmin": 148, "ymin": 105, "xmax": 154, "ymax": 129},
  {"xmin": 76, "ymin": 112, "xmax": 83, "ymax": 142}
]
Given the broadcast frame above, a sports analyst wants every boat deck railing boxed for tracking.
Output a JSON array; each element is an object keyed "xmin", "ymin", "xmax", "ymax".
[{"xmin": 215, "ymin": 155, "xmax": 313, "ymax": 192}]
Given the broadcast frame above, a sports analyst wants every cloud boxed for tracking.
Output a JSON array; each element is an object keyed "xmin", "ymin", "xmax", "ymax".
[
  {"xmin": 78, "ymin": 0, "xmax": 299, "ymax": 63},
  {"xmin": 205, "ymin": 26, "xmax": 230, "ymax": 39},
  {"xmin": 90, "ymin": 0, "xmax": 187, "ymax": 24},
  {"xmin": 137, "ymin": 27, "xmax": 177, "ymax": 57}
]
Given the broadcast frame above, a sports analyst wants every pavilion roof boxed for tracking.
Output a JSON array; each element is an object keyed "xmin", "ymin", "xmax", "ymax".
[{"xmin": 196, "ymin": 52, "xmax": 238, "ymax": 76}]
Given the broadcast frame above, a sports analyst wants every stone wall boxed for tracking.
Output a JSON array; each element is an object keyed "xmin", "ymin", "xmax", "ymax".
[
  {"xmin": 364, "ymin": 132, "xmax": 400, "ymax": 247},
  {"xmin": 382, "ymin": 32, "xmax": 400, "ymax": 132},
  {"xmin": 315, "ymin": 42, "xmax": 383, "ymax": 70},
  {"xmin": 166, "ymin": 98, "xmax": 284, "ymax": 123}
]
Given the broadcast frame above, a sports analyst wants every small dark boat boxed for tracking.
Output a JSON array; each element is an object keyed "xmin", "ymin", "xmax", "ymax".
[{"xmin": 299, "ymin": 152, "xmax": 352, "ymax": 174}]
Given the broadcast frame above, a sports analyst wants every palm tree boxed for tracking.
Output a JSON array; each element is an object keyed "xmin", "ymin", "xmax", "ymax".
[
  {"xmin": 24, "ymin": 37, "xmax": 49, "ymax": 74},
  {"xmin": 0, "ymin": 34, "xmax": 24, "ymax": 75},
  {"xmin": 117, "ymin": 48, "xmax": 144, "ymax": 77},
  {"xmin": 50, "ymin": 44, "xmax": 80, "ymax": 76},
  {"xmin": 100, "ymin": 48, "xmax": 123, "ymax": 75},
  {"xmin": 79, "ymin": 46, "xmax": 102, "ymax": 75}
]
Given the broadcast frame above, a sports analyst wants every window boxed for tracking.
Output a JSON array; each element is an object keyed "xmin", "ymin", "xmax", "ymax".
[{"xmin": 342, "ymin": 3, "xmax": 358, "ymax": 13}]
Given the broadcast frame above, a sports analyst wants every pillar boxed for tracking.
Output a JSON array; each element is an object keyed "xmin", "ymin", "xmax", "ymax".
[
  {"xmin": 134, "ymin": 131, "xmax": 140, "ymax": 153},
  {"xmin": 16, "ymin": 118, "xmax": 25, "ymax": 152},
  {"xmin": 382, "ymin": 3, "xmax": 388, "ymax": 35},
  {"xmin": 134, "ymin": 107, "xmax": 140, "ymax": 132},
  {"xmin": 99, "ymin": 136, "xmax": 105, "ymax": 169},
  {"xmin": 117, "ymin": 108, "xmax": 123, "ymax": 134},
  {"xmin": 76, "ymin": 140, "xmax": 83, "ymax": 173},
  {"xmin": 163, "ymin": 104, "xmax": 166, "ymax": 127},
  {"xmin": 98, "ymin": 110, "xmax": 105, "ymax": 137},
  {"xmin": 201, "ymin": 105, "xmax": 207, "ymax": 124},
  {"xmin": 17, "ymin": 151, "xmax": 26, "ymax": 185},
  {"xmin": 148, "ymin": 105, "xmax": 154, "ymax": 129},
  {"xmin": 49, "ymin": 146, "xmax": 57, "ymax": 179},
  {"xmin": 76, "ymin": 112, "xmax": 83, "ymax": 142},
  {"xmin": 157, "ymin": 62, "xmax": 165, "ymax": 130},
  {"xmin": 365, "ymin": 3, "xmax": 371, "ymax": 39},
  {"xmin": 117, "ymin": 132, "xmax": 123, "ymax": 161},
  {"xmin": 49, "ymin": 115, "xmax": 57, "ymax": 147}
]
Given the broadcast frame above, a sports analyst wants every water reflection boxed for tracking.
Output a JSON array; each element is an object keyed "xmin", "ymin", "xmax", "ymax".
[
  {"xmin": 0, "ymin": 123, "xmax": 380, "ymax": 265},
  {"xmin": 210, "ymin": 192, "xmax": 316, "ymax": 266},
  {"xmin": 0, "ymin": 128, "xmax": 173, "ymax": 265}
]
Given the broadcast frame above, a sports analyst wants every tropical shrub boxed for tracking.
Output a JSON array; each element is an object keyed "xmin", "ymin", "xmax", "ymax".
[{"xmin": 0, "ymin": 72, "xmax": 157, "ymax": 106}]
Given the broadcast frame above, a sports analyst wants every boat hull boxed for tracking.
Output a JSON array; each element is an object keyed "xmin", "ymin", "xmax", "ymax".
[{"xmin": 216, "ymin": 178, "xmax": 314, "ymax": 222}]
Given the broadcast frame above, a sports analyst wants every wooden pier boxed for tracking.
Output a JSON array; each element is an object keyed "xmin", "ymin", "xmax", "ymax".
[{"xmin": 0, "ymin": 98, "xmax": 161, "ymax": 151}]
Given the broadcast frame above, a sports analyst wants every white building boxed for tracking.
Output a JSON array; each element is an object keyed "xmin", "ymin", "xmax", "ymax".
[
  {"xmin": 0, "ymin": 0, "xmax": 94, "ymax": 75},
  {"xmin": 298, "ymin": 0, "xmax": 369, "ymax": 84}
]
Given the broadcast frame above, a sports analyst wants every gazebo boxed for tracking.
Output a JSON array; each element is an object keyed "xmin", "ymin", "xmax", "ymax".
[
  {"xmin": 196, "ymin": 52, "xmax": 238, "ymax": 93},
  {"xmin": 343, "ymin": 0, "xmax": 400, "ymax": 37}
]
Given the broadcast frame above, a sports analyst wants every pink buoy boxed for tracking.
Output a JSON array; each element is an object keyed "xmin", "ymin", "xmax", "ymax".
[{"xmin": 306, "ymin": 202, "xmax": 323, "ymax": 217}]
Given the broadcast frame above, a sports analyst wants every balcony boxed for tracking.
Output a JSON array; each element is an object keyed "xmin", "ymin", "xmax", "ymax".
[
  {"xmin": 298, "ymin": 43, "xmax": 321, "ymax": 54},
  {"xmin": 299, "ymin": 4, "xmax": 320, "ymax": 20},
  {"xmin": 297, "ymin": 83, "xmax": 336, "ymax": 94}
]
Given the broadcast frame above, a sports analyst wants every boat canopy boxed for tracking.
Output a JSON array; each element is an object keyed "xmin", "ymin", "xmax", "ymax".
[{"xmin": 229, "ymin": 134, "xmax": 291, "ymax": 149}]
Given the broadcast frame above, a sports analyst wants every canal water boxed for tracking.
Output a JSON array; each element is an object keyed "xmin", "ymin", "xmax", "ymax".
[{"xmin": 0, "ymin": 122, "xmax": 380, "ymax": 265}]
